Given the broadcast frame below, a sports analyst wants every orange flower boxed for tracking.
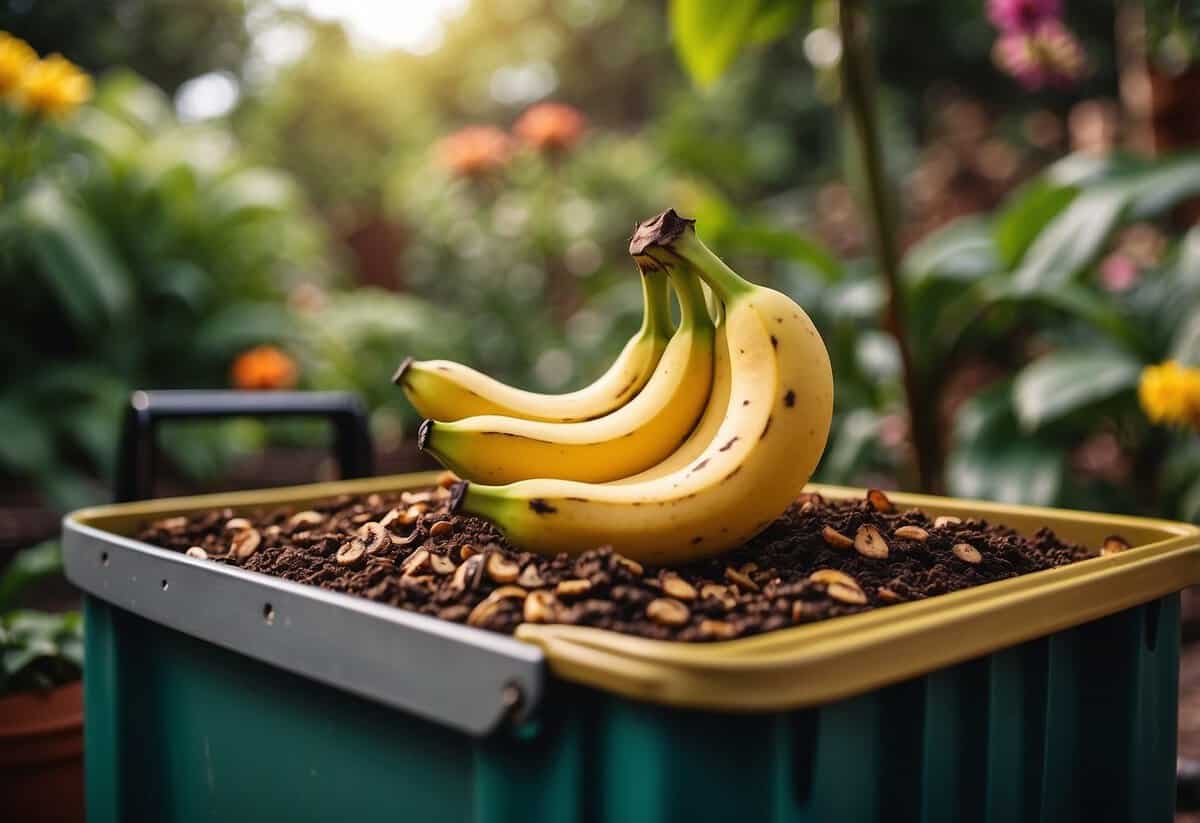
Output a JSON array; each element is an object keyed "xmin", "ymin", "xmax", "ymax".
[
  {"xmin": 513, "ymin": 102, "xmax": 586, "ymax": 153},
  {"xmin": 435, "ymin": 126, "xmax": 511, "ymax": 178},
  {"xmin": 231, "ymin": 345, "xmax": 298, "ymax": 390}
]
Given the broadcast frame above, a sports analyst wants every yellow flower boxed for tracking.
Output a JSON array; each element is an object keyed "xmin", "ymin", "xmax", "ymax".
[
  {"xmin": 0, "ymin": 32, "xmax": 37, "ymax": 95},
  {"xmin": 1138, "ymin": 361, "xmax": 1200, "ymax": 430},
  {"xmin": 17, "ymin": 54, "xmax": 91, "ymax": 118}
]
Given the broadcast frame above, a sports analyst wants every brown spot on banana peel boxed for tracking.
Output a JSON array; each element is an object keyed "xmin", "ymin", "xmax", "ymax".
[
  {"xmin": 784, "ymin": 390, "xmax": 795, "ymax": 407},
  {"xmin": 718, "ymin": 436, "xmax": 739, "ymax": 451},
  {"xmin": 770, "ymin": 335, "xmax": 778, "ymax": 349},
  {"xmin": 723, "ymin": 466, "xmax": 742, "ymax": 481},
  {"xmin": 690, "ymin": 458, "xmax": 710, "ymax": 473},
  {"xmin": 565, "ymin": 496, "xmax": 589, "ymax": 502},
  {"xmin": 529, "ymin": 498, "xmax": 557, "ymax": 514},
  {"xmin": 691, "ymin": 536, "xmax": 703, "ymax": 544},
  {"xmin": 760, "ymin": 416, "xmax": 773, "ymax": 439}
]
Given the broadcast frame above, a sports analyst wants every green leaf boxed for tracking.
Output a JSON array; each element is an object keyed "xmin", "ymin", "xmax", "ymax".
[
  {"xmin": 828, "ymin": 277, "xmax": 884, "ymax": 322},
  {"xmin": 192, "ymin": 302, "xmax": 298, "ymax": 362},
  {"xmin": 722, "ymin": 223, "xmax": 841, "ymax": 280},
  {"xmin": 0, "ymin": 398, "xmax": 53, "ymax": 475},
  {"xmin": 670, "ymin": 0, "xmax": 765, "ymax": 88},
  {"xmin": 993, "ymin": 181, "xmax": 1078, "ymax": 269},
  {"xmin": 1172, "ymin": 310, "xmax": 1200, "ymax": 366},
  {"xmin": 946, "ymin": 383, "xmax": 1066, "ymax": 506},
  {"xmin": 0, "ymin": 609, "xmax": 83, "ymax": 694},
  {"xmin": 903, "ymin": 216, "xmax": 998, "ymax": 287},
  {"xmin": 1126, "ymin": 155, "xmax": 1200, "ymax": 218},
  {"xmin": 819, "ymin": 409, "xmax": 882, "ymax": 484},
  {"xmin": 207, "ymin": 168, "xmax": 297, "ymax": 223},
  {"xmin": 0, "ymin": 541, "xmax": 63, "ymax": 613},
  {"xmin": 983, "ymin": 280, "xmax": 1143, "ymax": 354},
  {"xmin": 1012, "ymin": 186, "xmax": 1127, "ymax": 290},
  {"xmin": 23, "ymin": 184, "xmax": 133, "ymax": 336},
  {"xmin": 748, "ymin": 0, "xmax": 805, "ymax": 42},
  {"xmin": 1180, "ymin": 475, "xmax": 1200, "ymax": 523},
  {"xmin": 35, "ymin": 467, "xmax": 106, "ymax": 512},
  {"xmin": 1011, "ymin": 349, "xmax": 1142, "ymax": 432}
]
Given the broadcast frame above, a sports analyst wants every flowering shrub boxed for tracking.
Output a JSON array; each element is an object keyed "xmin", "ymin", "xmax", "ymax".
[
  {"xmin": 0, "ymin": 67, "xmax": 343, "ymax": 508},
  {"xmin": 390, "ymin": 103, "xmax": 680, "ymax": 395}
]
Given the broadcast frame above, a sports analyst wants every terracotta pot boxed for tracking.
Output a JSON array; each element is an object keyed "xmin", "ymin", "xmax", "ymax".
[{"xmin": 0, "ymin": 680, "xmax": 84, "ymax": 823}]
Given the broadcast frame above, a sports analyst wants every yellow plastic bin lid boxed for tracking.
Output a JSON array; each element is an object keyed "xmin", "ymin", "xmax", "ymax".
[{"xmin": 68, "ymin": 473, "xmax": 1200, "ymax": 713}]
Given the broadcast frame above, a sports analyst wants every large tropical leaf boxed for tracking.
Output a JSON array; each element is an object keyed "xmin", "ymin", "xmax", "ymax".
[
  {"xmin": 903, "ymin": 216, "xmax": 998, "ymax": 287},
  {"xmin": 818, "ymin": 408, "xmax": 883, "ymax": 484},
  {"xmin": 669, "ymin": 0, "xmax": 804, "ymax": 88},
  {"xmin": 23, "ymin": 183, "xmax": 133, "ymax": 336},
  {"xmin": 670, "ymin": 0, "xmax": 764, "ymax": 88},
  {"xmin": 0, "ymin": 541, "xmax": 63, "ymax": 613},
  {"xmin": 984, "ymin": 280, "xmax": 1144, "ymax": 355},
  {"xmin": 1011, "ymin": 186, "xmax": 1127, "ymax": 291},
  {"xmin": 0, "ymin": 396, "xmax": 53, "ymax": 476},
  {"xmin": 1125, "ymin": 154, "xmax": 1200, "ymax": 218},
  {"xmin": 946, "ymin": 382, "xmax": 1066, "ymax": 506},
  {"xmin": 993, "ymin": 180, "xmax": 1077, "ymax": 269},
  {"xmin": 1011, "ymin": 349, "xmax": 1142, "ymax": 432}
]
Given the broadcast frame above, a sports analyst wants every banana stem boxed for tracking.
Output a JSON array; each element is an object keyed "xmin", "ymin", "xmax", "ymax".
[
  {"xmin": 667, "ymin": 260, "xmax": 714, "ymax": 330},
  {"xmin": 672, "ymin": 231, "xmax": 755, "ymax": 305},
  {"xmin": 638, "ymin": 267, "xmax": 675, "ymax": 339},
  {"xmin": 838, "ymin": 0, "xmax": 939, "ymax": 493}
]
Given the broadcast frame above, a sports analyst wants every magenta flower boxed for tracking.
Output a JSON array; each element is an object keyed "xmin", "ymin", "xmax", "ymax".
[
  {"xmin": 993, "ymin": 19, "xmax": 1086, "ymax": 90},
  {"xmin": 987, "ymin": 0, "xmax": 1062, "ymax": 33}
]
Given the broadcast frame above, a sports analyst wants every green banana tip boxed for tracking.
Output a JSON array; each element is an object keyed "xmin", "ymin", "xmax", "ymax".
[
  {"xmin": 448, "ymin": 480, "xmax": 468, "ymax": 514},
  {"xmin": 392, "ymin": 356, "xmax": 415, "ymax": 385},
  {"xmin": 629, "ymin": 208, "xmax": 695, "ymax": 257},
  {"xmin": 416, "ymin": 418, "xmax": 434, "ymax": 451}
]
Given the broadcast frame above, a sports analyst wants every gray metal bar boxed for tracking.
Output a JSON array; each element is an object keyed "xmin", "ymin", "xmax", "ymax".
[{"xmin": 62, "ymin": 517, "xmax": 544, "ymax": 737}]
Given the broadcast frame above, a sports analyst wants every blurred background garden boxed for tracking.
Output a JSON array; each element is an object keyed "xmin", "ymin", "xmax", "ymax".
[{"xmin": 2, "ymin": 0, "xmax": 1200, "ymax": 567}]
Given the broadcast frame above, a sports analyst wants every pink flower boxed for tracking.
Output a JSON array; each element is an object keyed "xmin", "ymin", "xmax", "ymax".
[
  {"xmin": 987, "ymin": 0, "xmax": 1061, "ymax": 33},
  {"xmin": 993, "ymin": 19, "xmax": 1086, "ymax": 90},
  {"xmin": 1099, "ymin": 254, "xmax": 1139, "ymax": 292}
]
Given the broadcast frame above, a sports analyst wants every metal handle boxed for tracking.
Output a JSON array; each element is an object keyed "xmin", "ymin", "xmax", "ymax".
[{"xmin": 115, "ymin": 390, "xmax": 374, "ymax": 503}]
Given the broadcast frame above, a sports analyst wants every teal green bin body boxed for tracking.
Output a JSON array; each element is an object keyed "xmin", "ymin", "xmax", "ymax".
[{"xmin": 82, "ymin": 593, "xmax": 1181, "ymax": 823}]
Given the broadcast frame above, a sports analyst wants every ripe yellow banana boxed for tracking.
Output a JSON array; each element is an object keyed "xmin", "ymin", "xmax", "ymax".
[
  {"xmin": 420, "ymin": 259, "xmax": 715, "ymax": 484},
  {"xmin": 451, "ymin": 210, "xmax": 834, "ymax": 564},
  {"xmin": 607, "ymin": 322, "xmax": 730, "ymax": 485},
  {"xmin": 394, "ymin": 267, "xmax": 673, "ymax": 423}
]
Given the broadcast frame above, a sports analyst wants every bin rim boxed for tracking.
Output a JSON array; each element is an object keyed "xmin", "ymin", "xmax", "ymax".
[{"xmin": 65, "ymin": 472, "xmax": 1200, "ymax": 714}]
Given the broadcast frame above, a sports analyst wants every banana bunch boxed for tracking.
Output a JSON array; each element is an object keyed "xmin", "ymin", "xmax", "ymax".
[{"xmin": 399, "ymin": 210, "xmax": 833, "ymax": 564}]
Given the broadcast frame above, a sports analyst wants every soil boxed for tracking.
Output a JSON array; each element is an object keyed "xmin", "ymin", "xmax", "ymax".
[{"xmin": 136, "ymin": 483, "xmax": 1111, "ymax": 643}]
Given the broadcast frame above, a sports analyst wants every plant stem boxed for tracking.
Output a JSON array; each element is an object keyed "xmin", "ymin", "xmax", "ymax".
[{"xmin": 837, "ymin": 0, "xmax": 939, "ymax": 492}]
